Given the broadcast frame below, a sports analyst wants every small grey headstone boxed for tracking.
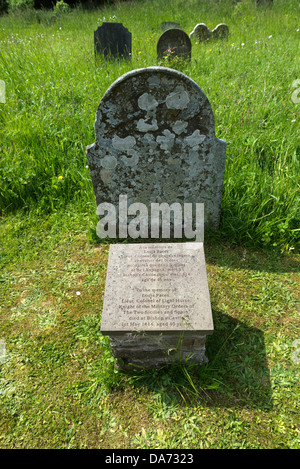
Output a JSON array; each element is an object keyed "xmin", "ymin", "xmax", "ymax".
[
  {"xmin": 161, "ymin": 21, "xmax": 181, "ymax": 32},
  {"xmin": 94, "ymin": 22, "xmax": 132, "ymax": 60},
  {"xmin": 190, "ymin": 23, "xmax": 229, "ymax": 42},
  {"xmin": 189, "ymin": 23, "xmax": 211, "ymax": 42},
  {"xmin": 101, "ymin": 242, "xmax": 213, "ymax": 368},
  {"xmin": 212, "ymin": 23, "xmax": 229, "ymax": 40},
  {"xmin": 157, "ymin": 29, "xmax": 191, "ymax": 60}
]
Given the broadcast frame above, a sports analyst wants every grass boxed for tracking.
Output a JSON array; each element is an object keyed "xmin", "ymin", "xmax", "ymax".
[
  {"xmin": 0, "ymin": 209, "xmax": 299, "ymax": 448},
  {"xmin": 0, "ymin": 0, "xmax": 299, "ymax": 249},
  {"xmin": 0, "ymin": 0, "xmax": 300, "ymax": 449}
]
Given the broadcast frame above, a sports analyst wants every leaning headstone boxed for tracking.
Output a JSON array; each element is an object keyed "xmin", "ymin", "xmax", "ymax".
[
  {"xmin": 86, "ymin": 67, "xmax": 226, "ymax": 232},
  {"xmin": 86, "ymin": 67, "xmax": 226, "ymax": 369},
  {"xmin": 157, "ymin": 29, "xmax": 191, "ymax": 60},
  {"xmin": 161, "ymin": 21, "xmax": 181, "ymax": 32},
  {"xmin": 94, "ymin": 22, "xmax": 132, "ymax": 60}
]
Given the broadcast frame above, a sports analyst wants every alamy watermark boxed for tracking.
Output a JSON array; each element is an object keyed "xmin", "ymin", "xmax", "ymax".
[
  {"xmin": 291, "ymin": 79, "xmax": 300, "ymax": 104},
  {"xmin": 0, "ymin": 339, "xmax": 6, "ymax": 364},
  {"xmin": 96, "ymin": 195, "xmax": 204, "ymax": 242},
  {"xmin": 0, "ymin": 80, "xmax": 5, "ymax": 104},
  {"xmin": 292, "ymin": 339, "xmax": 300, "ymax": 364}
]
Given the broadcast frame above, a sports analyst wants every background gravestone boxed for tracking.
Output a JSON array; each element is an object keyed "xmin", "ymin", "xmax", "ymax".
[
  {"xmin": 94, "ymin": 22, "xmax": 132, "ymax": 60},
  {"xmin": 157, "ymin": 29, "xmax": 191, "ymax": 60},
  {"xmin": 86, "ymin": 67, "xmax": 226, "ymax": 232},
  {"xmin": 161, "ymin": 21, "xmax": 181, "ymax": 32},
  {"xmin": 189, "ymin": 23, "xmax": 211, "ymax": 42},
  {"xmin": 190, "ymin": 23, "xmax": 229, "ymax": 42},
  {"xmin": 211, "ymin": 23, "xmax": 229, "ymax": 40}
]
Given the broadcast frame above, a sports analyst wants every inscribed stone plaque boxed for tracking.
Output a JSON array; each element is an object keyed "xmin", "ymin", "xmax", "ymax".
[
  {"xmin": 94, "ymin": 22, "xmax": 132, "ymax": 59},
  {"xmin": 157, "ymin": 29, "xmax": 191, "ymax": 60},
  {"xmin": 86, "ymin": 67, "xmax": 226, "ymax": 234},
  {"xmin": 101, "ymin": 242, "xmax": 213, "ymax": 335}
]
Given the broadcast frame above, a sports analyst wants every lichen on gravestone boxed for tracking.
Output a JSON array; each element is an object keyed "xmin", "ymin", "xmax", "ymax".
[{"xmin": 86, "ymin": 66, "xmax": 226, "ymax": 236}]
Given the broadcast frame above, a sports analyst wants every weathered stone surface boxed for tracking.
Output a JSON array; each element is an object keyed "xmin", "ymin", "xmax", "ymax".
[
  {"xmin": 190, "ymin": 23, "xmax": 229, "ymax": 42},
  {"xmin": 189, "ymin": 23, "xmax": 211, "ymax": 42},
  {"xmin": 157, "ymin": 29, "xmax": 191, "ymax": 60},
  {"xmin": 101, "ymin": 242, "xmax": 213, "ymax": 368},
  {"xmin": 86, "ymin": 67, "xmax": 226, "ymax": 233},
  {"xmin": 94, "ymin": 22, "xmax": 132, "ymax": 60},
  {"xmin": 211, "ymin": 23, "xmax": 229, "ymax": 40},
  {"xmin": 101, "ymin": 242, "xmax": 213, "ymax": 334},
  {"xmin": 161, "ymin": 21, "xmax": 181, "ymax": 32}
]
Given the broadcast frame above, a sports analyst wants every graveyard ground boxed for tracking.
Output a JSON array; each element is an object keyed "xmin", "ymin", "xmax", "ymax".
[{"xmin": 0, "ymin": 0, "xmax": 299, "ymax": 449}]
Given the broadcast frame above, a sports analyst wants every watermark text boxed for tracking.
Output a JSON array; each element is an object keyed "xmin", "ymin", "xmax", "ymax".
[
  {"xmin": 96, "ymin": 195, "xmax": 204, "ymax": 242},
  {"xmin": 291, "ymin": 79, "xmax": 300, "ymax": 104},
  {"xmin": 0, "ymin": 80, "xmax": 5, "ymax": 103}
]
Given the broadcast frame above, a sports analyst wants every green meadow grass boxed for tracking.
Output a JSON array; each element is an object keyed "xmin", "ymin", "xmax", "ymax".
[
  {"xmin": 0, "ymin": 0, "xmax": 299, "ymax": 249},
  {"xmin": 0, "ymin": 0, "xmax": 299, "ymax": 449}
]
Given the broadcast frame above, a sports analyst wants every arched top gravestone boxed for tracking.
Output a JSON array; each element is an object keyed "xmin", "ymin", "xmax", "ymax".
[
  {"xmin": 86, "ymin": 67, "xmax": 226, "ymax": 234},
  {"xmin": 157, "ymin": 29, "xmax": 191, "ymax": 60}
]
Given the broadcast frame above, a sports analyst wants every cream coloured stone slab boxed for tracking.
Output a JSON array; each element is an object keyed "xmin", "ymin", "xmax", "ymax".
[{"xmin": 101, "ymin": 242, "xmax": 213, "ymax": 335}]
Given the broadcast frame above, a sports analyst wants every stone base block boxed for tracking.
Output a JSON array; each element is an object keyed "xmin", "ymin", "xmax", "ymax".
[{"xmin": 108, "ymin": 332, "xmax": 208, "ymax": 370}]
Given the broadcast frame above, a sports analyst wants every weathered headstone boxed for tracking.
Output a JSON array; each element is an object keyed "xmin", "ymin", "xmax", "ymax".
[
  {"xmin": 190, "ymin": 23, "xmax": 229, "ymax": 42},
  {"xmin": 94, "ymin": 22, "xmax": 132, "ymax": 60},
  {"xmin": 101, "ymin": 242, "xmax": 213, "ymax": 368},
  {"xmin": 211, "ymin": 23, "xmax": 229, "ymax": 40},
  {"xmin": 86, "ymin": 67, "xmax": 226, "ymax": 232},
  {"xmin": 189, "ymin": 23, "xmax": 211, "ymax": 42},
  {"xmin": 157, "ymin": 29, "xmax": 191, "ymax": 60},
  {"xmin": 86, "ymin": 67, "xmax": 226, "ymax": 369},
  {"xmin": 161, "ymin": 21, "xmax": 181, "ymax": 32}
]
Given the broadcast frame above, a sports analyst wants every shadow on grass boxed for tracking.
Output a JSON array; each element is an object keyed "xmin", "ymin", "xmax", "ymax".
[
  {"xmin": 204, "ymin": 238, "xmax": 299, "ymax": 274},
  {"xmin": 125, "ymin": 310, "xmax": 273, "ymax": 411}
]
